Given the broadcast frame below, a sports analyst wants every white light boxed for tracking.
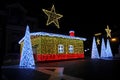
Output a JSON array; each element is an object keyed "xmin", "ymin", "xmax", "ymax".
[
  {"xmin": 84, "ymin": 50, "xmax": 87, "ymax": 52},
  {"xmin": 87, "ymin": 48, "xmax": 89, "ymax": 50},
  {"xmin": 91, "ymin": 37, "xmax": 100, "ymax": 59},
  {"xmin": 19, "ymin": 32, "xmax": 87, "ymax": 44},
  {"xmin": 19, "ymin": 25, "xmax": 35, "ymax": 68}
]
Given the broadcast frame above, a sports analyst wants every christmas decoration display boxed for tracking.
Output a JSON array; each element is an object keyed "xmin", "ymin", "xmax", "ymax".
[
  {"xmin": 19, "ymin": 30, "xmax": 86, "ymax": 62},
  {"xmin": 94, "ymin": 33, "xmax": 102, "ymax": 36},
  {"xmin": 100, "ymin": 38, "xmax": 107, "ymax": 58},
  {"xmin": 94, "ymin": 33, "xmax": 102, "ymax": 45},
  {"xmin": 42, "ymin": 5, "xmax": 63, "ymax": 28},
  {"xmin": 106, "ymin": 39, "xmax": 113, "ymax": 57},
  {"xmin": 91, "ymin": 37, "xmax": 100, "ymax": 59},
  {"xmin": 96, "ymin": 38, "xmax": 100, "ymax": 45},
  {"xmin": 105, "ymin": 25, "xmax": 111, "ymax": 38},
  {"xmin": 19, "ymin": 25, "xmax": 35, "ymax": 68},
  {"xmin": 91, "ymin": 25, "xmax": 113, "ymax": 59}
]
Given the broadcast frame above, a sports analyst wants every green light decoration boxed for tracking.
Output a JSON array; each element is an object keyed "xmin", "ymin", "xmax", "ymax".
[
  {"xmin": 31, "ymin": 36, "xmax": 84, "ymax": 54},
  {"xmin": 20, "ymin": 35, "xmax": 85, "ymax": 55},
  {"xmin": 19, "ymin": 31, "xmax": 86, "ymax": 61}
]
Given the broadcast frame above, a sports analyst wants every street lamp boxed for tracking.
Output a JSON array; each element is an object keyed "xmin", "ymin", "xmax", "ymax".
[{"xmin": 110, "ymin": 38, "xmax": 118, "ymax": 42}]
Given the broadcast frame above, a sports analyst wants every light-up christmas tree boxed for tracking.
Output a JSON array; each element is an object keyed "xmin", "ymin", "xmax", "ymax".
[
  {"xmin": 100, "ymin": 38, "xmax": 107, "ymax": 58},
  {"xmin": 91, "ymin": 37, "xmax": 100, "ymax": 59},
  {"xmin": 106, "ymin": 39, "xmax": 113, "ymax": 57},
  {"xmin": 19, "ymin": 25, "xmax": 35, "ymax": 68}
]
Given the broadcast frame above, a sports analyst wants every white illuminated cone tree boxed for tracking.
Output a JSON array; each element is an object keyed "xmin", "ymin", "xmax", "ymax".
[
  {"xmin": 19, "ymin": 25, "xmax": 35, "ymax": 68},
  {"xmin": 100, "ymin": 38, "xmax": 107, "ymax": 58},
  {"xmin": 106, "ymin": 39, "xmax": 113, "ymax": 57},
  {"xmin": 91, "ymin": 37, "xmax": 100, "ymax": 59}
]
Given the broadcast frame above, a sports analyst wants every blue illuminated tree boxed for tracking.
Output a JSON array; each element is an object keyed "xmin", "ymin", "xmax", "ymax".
[
  {"xmin": 91, "ymin": 37, "xmax": 100, "ymax": 59},
  {"xmin": 106, "ymin": 39, "xmax": 113, "ymax": 57},
  {"xmin": 100, "ymin": 38, "xmax": 107, "ymax": 58},
  {"xmin": 19, "ymin": 25, "xmax": 35, "ymax": 68}
]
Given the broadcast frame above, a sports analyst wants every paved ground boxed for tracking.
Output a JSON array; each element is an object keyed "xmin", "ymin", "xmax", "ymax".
[{"xmin": 1, "ymin": 57, "xmax": 120, "ymax": 80}]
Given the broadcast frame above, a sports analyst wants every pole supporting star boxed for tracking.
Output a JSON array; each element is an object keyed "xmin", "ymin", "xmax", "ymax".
[
  {"xmin": 105, "ymin": 25, "xmax": 111, "ymax": 38},
  {"xmin": 42, "ymin": 5, "xmax": 63, "ymax": 28}
]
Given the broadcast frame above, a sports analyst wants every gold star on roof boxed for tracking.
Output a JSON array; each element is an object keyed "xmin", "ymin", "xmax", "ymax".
[
  {"xmin": 105, "ymin": 25, "xmax": 111, "ymax": 38},
  {"xmin": 42, "ymin": 5, "xmax": 63, "ymax": 28}
]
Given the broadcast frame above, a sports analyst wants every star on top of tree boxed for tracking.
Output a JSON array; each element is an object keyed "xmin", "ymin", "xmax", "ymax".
[
  {"xmin": 105, "ymin": 25, "xmax": 111, "ymax": 38},
  {"xmin": 42, "ymin": 5, "xmax": 63, "ymax": 28}
]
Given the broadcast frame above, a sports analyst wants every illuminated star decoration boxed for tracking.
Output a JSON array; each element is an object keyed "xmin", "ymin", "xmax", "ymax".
[
  {"xmin": 94, "ymin": 33, "xmax": 102, "ymax": 45},
  {"xmin": 42, "ymin": 5, "xmax": 63, "ymax": 28},
  {"xmin": 105, "ymin": 25, "xmax": 111, "ymax": 38},
  {"xmin": 96, "ymin": 38, "xmax": 100, "ymax": 45}
]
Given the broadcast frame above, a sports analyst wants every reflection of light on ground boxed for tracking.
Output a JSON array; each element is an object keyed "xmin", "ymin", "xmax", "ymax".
[
  {"xmin": 1, "ymin": 65, "xmax": 35, "ymax": 69},
  {"xmin": 36, "ymin": 67, "xmax": 83, "ymax": 80},
  {"xmin": 100, "ymin": 57, "xmax": 120, "ymax": 60},
  {"xmin": 2, "ymin": 58, "xmax": 120, "ymax": 80},
  {"xmin": 2, "ymin": 65, "xmax": 83, "ymax": 80}
]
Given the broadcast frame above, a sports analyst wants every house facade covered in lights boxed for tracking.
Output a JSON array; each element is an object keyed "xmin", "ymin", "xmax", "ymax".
[{"xmin": 19, "ymin": 31, "xmax": 86, "ymax": 62}]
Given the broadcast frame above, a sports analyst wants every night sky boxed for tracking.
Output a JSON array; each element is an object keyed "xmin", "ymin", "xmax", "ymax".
[{"xmin": 1, "ymin": 0, "xmax": 120, "ymax": 49}]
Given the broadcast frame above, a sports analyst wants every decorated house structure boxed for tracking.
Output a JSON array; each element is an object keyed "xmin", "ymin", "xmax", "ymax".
[{"xmin": 19, "ymin": 31, "xmax": 86, "ymax": 62}]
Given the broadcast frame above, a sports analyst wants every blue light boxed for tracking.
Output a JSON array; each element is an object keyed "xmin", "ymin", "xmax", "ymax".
[
  {"xmin": 106, "ymin": 39, "xmax": 113, "ymax": 57},
  {"xmin": 100, "ymin": 38, "xmax": 107, "ymax": 58},
  {"xmin": 91, "ymin": 37, "xmax": 100, "ymax": 59},
  {"xmin": 19, "ymin": 25, "xmax": 35, "ymax": 68}
]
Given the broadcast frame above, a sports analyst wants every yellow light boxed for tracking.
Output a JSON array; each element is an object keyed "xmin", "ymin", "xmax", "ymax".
[
  {"xmin": 42, "ymin": 5, "xmax": 63, "ymax": 28},
  {"xmin": 94, "ymin": 33, "xmax": 102, "ymax": 36},
  {"xmin": 96, "ymin": 38, "xmax": 100, "ymax": 45},
  {"xmin": 111, "ymin": 38, "xmax": 117, "ymax": 42},
  {"xmin": 105, "ymin": 25, "xmax": 112, "ymax": 38}
]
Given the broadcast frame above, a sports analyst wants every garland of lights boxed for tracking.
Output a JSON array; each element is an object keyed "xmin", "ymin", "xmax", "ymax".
[
  {"xmin": 19, "ymin": 32, "xmax": 86, "ymax": 44},
  {"xmin": 42, "ymin": 5, "xmax": 63, "ymax": 28},
  {"xmin": 20, "ymin": 36, "xmax": 84, "ymax": 54}
]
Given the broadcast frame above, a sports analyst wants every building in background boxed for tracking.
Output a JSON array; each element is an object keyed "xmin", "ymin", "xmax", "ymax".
[{"xmin": 0, "ymin": 3, "xmax": 39, "ymax": 61}]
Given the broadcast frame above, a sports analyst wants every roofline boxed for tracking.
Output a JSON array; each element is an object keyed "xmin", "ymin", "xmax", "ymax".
[{"xmin": 18, "ymin": 32, "xmax": 87, "ymax": 44}]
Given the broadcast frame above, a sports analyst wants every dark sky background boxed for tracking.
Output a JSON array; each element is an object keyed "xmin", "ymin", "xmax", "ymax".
[
  {"xmin": 1, "ymin": 0, "xmax": 120, "ymax": 49},
  {"xmin": 1, "ymin": 0, "xmax": 120, "ymax": 36}
]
